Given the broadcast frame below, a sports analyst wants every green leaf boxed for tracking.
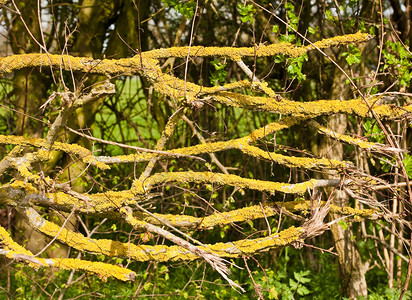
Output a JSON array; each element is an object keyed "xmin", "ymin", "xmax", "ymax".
[
  {"xmin": 285, "ymin": 2, "xmax": 294, "ymax": 10},
  {"xmin": 289, "ymin": 278, "xmax": 298, "ymax": 290},
  {"xmin": 143, "ymin": 282, "xmax": 153, "ymax": 291},
  {"xmin": 402, "ymin": 154, "xmax": 412, "ymax": 179},
  {"xmin": 280, "ymin": 34, "xmax": 296, "ymax": 43},
  {"xmin": 268, "ymin": 287, "xmax": 278, "ymax": 299},
  {"xmin": 294, "ymin": 270, "xmax": 311, "ymax": 283},
  {"xmin": 308, "ymin": 26, "xmax": 318, "ymax": 34},
  {"xmin": 342, "ymin": 45, "xmax": 362, "ymax": 66},
  {"xmin": 237, "ymin": 4, "xmax": 254, "ymax": 23},
  {"xmin": 210, "ymin": 59, "xmax": 227, "ymax": 85},
  {"xmin": 162, "ymin": 0, "xmax": 196, "ymax": 18},
  {"xmin": 297, "ymin": 285, "xmax": 311, "ymax": 296},
  {"xmin": 325, "ymin": 9, "xmax": 334, "ymax": 21},
  {"xmin": 338, "ymin": 219, "xmax": 348, "ymax": 230},
  {"xmin": 272, "ymin": 25, "xmax": 280, "ymax": 33}
]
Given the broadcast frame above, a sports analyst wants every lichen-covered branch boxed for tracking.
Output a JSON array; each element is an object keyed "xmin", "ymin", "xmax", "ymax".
[
  {"xmin": 0, "ymin": 225, "xmax": 135, "ymax": 281},
  {"xmin": 0, "ymin": 134, "xmax": 110, "ymax": 171},
  {"xmin": 141, "ymin": 32, "xmax": 371, "ymax": 60},
  {"xmin": 98, "ymin": 134, "xmax": 350, "ymax": 169},
  {"xmin": 16, "ymin": 206, "xmax": 306, "ymax": 261},
  {"xmin": 132, "ymin": 201, "xmax": 378, "ymax": 229},
  {"xmin": 120, "ymin": 206, "xmax": 245, "ymax": 291},
  {"xmin": 138, "ymin": 107, "xmax": 185, "ymax": 181},
  {"xmin": 45, "ymin": 81, "xmax": 115, "ymax": 148},
  {"xmin": 0, "ymin": 179, "xmax": 379, "ymax": 224},
  {"xmin": 0, "ymin": 33, "xmax": 371, "ymax": 75},
  {"xmin": 0, "ymin": 30, "xmax": 404, "ymax": 288},
  {"xmin": 132, "ymin": 171, "xmax": 348, "ymax": 195},
  {"xmin": 0, "ymin": 180, "xmax": 137, "ymax": 213},
  {"xmin": 309, "ymin": 120, "xmax": 405, "ymax": 153},
  {"xmin": 211, "ymin": 92, "xmax": 412, "ymax": 118}
]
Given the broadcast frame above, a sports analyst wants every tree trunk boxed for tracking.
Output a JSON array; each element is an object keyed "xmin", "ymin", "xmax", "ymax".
[{"xmin": 319, "ymin": 67, "xmax": 369, "ymax": 299}]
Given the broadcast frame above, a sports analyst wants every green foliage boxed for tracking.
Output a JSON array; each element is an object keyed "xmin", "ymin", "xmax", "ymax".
[
  {"xmin": 402, "ymin": 153, "xmax": 412, "ymax": 179},
  {"xmin": 363, "ymin": 120, "xmax": 385, "ymax": 144},
  {"xmin": 342, "ymin": 45, "xmax": 362, "ymax": 66},
  {"xmin": 290, "ymin": 270, "xmax": 311, "ymax": 296},
  {"xmin": 270, "ymin": 3, "xmax": 309, "ymax": 82},
  {"xmin": 94, "ymin": 77, "xmax": 160, "ymax": 155},
  {"xmin": 382, "ymin": 41, "xmax": 412, "ymax": 87},
  {"xmin": 1, "ymin": 1, "xmax": 411, "ymax": 299},
  {"xmin": 210, "ymin": 59, "xmax": 228, "ymax": 86},
  {"xmin": 277, "ymin": 3, "xmax": 298, "ymax": 43},
  {"xmin": 308, "ymin": 26, "xmax": 318, "ymax": 35},
  {"xmin": 325, "ymin": 9, "xmax": 335, "ymax": 22},
  {"xmin": 365, "ymin": 287, "xmax": 411, "ymax": 300},
  {"xmin": 162, "ymin": 0, "xmax": 196, "ymax": 18},
  {"xmin": 286, "ymin": 54, "xmax": 308, "ymax": 82},
  {"xmin": 338, "ymin": 219, "xmax": 348, "ymax": 230},
  {"xmin": 285, "ymin": 2, "xmax": 299, "ymax": 31},
  {"xmin": 237, "ymin": 3, "xmax": 254, "ymax": 23}
]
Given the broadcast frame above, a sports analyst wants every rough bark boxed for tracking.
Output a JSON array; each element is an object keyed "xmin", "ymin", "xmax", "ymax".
[{"xmin": 319, "ymin": 67, "xmax": 369, "ymax": 298}]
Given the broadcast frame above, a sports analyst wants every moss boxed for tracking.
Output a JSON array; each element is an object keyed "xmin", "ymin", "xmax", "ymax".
[
  {"xmin": 330, "ymin": 205, "xmax": 376, "ymax": 218},
  {"xmin": 247, "ymin": 117, "xmax": 301, "ymax": 141},
  {"xmin": 34, "ymin": 208, "xmax": 306, "ymax": 261},
  {"xmin": 1, "ymin": 220, "xmax": 135, "ymax": 280},
  {"xmin": 108, "ymin": 130, "xmax": 349, "ymax": 169},
  {"xmin": 120, "ymin": 207, "xmax": 146, "ymax": 228},
  {"xmin": 0, "ymin": 53, "xmax": 143, "ymax": 76},
  {"xmin": 131, "ymin": 180, "xmax": 146, "ymax": 194}
]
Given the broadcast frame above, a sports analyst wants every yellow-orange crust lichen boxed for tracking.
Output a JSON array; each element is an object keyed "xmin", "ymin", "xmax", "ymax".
[{"xmin": 140, "ymin": 171, "xmax": 317, "ymax": 195}]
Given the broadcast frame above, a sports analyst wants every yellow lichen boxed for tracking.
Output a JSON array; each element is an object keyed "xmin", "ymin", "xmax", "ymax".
[
  {"xmin": 0, "ymin": 226, "xmax": 34, "ymax": 256},
  {"xmin": 310, "ymin": 120, "xmax": 382, "ymax": 150},
  {"xmin": 51, "ymin": 258, "xmax": 135, "ymax": 281},
  {"xmin": 0, "ymin": 134, "xmax": 109, "ymax": 170},
  {"xmin": 36, "ymin": 214, "xmax": 306, "ymax": 261},
  {"xmin": 107, "ymin": 133, "xmax": 349, "ymax": 169},
  {"xmin": 208, "ymin": 226, "xmax": 305, "ymax": 256},
  {"xmin": 141, "ymin": 32, "xmax": 371, "ymax": 60},
  {"xmin": 0, "ymin": 32, "xmax": 397, "ymax": 279},
  {"xmin": 45, "ymin": 190, "xmax": 137, "ymax": 213},
  {"xmin": 211, "ymin": 92, "xmax": 409, "ymax": 118},
  {"xmin": 144, "ymin": 171, "xmax": 317, "ymax": 195},
  {"xmin": 136, "ymin": 201, "xmax": 377, "ymax": 229},
  {"xmin": 9, "ymin": 180, "xmax": 38, "ymax": 194}
]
